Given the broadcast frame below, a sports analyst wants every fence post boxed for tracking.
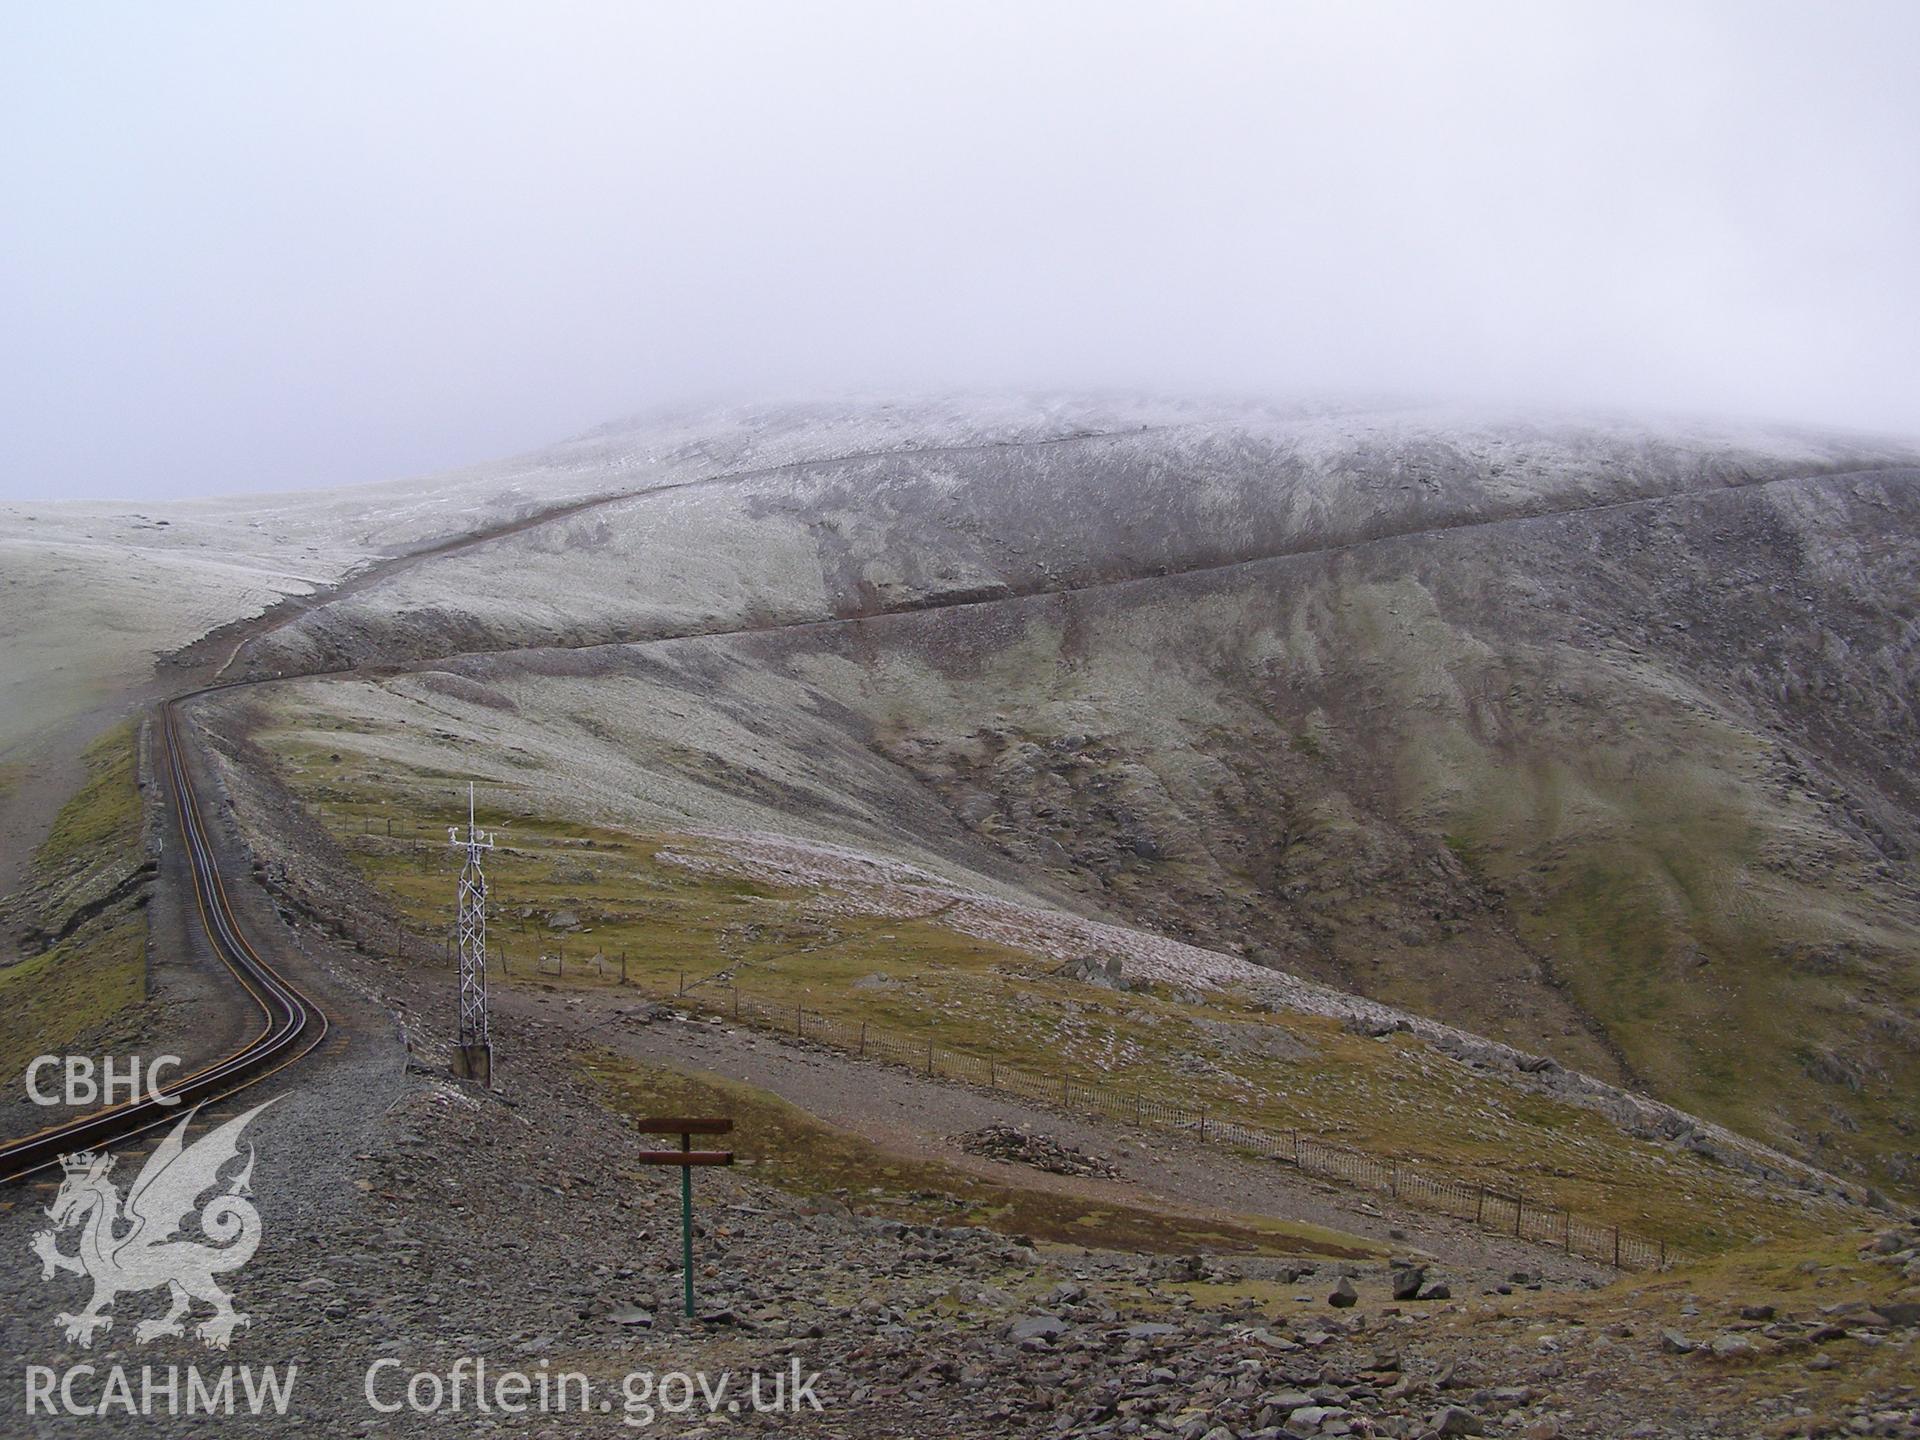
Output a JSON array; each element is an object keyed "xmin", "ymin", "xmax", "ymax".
[
  {"xmin": 1564, "ymin": 1210, "xmax": 1573, "ymax": 1253},
  {"xmin": 1659, "ymin": 1240, "xmax": 1666, "ymax": 1269},
  {"xmin": 1390, "ymin": 1160, "xmax": 1399, "ymax": 1199},
  {"xmin": 795, "ymin": 1003, "xmax": 803, "ymax": 1037},
  {"xmin": 734, "ymin": 986, "xmax": 741, "ymax": 1021},
  {"xmin": 1133, "ymin": 1094, "xmax": 1142, "ymax": 1126},
  {"xmin": 927, "ymin": 1039, "xmax": 935, "ymax": 1076},
  {"xmin": 1198, "ymin": 1107, "xmax": 1207, "ymax": 1141},
  {"xmin": 1291, "ymin": 1128, "xmax": 1299, "ymax": 1163},
  {"xmin": 678, "ymin": 970, "xmax": 685, "ymax": 996},
  {"xmin": 1060, "ymin": 1074, "xmax": 1068, "ymax": 1106},
  {"xmin": 1515, "ymin": 1196, "xmax": 1524, "ymax": 1238},
  {"xmin": 1612, "ymin": 1225, "xmax": 1621, "ymax": 1268},
  {"xmin": 858, "ymin": 1022, "xmax": 866, "ymax": 1057},
  {"xmin": 988, "ymin": 1059, "xmax": 995, "ymax": 1088},
  {"xmin": 1476, "ymin": 1186, "xmax": 1486, "ymax": 1224}
]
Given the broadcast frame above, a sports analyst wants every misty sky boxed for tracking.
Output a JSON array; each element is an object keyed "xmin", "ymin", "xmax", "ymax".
[{"xmin": 2, "ymin": 2, "xmax": 1916, "ymax": 501}]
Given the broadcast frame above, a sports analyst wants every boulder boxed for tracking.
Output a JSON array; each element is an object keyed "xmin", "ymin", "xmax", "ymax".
[
  {"xmin": 1431, "ymin": 1404, "xmax": 1484, "ymax": 1435},
  {"xmin": 1006, "ymin": 1314, "xmax": 1067, "ymax": 1342},
  {"xmin": 1878, "ymin": 1300, "xmax": 1920, "ymax": 1327},
  {"xmin": 1328, "ymin": 1277, "xmax": 1358, "ymax": 1308}
]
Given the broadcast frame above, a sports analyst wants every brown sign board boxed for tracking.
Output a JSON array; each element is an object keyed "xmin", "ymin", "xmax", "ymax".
[
  {"xmin": 632, "ymin": 1116, "xmax": 734, "ymax": 1135},
  {"xmin": 635, "ymin": 1150, "xmax": 735, "ymax": 1166}
]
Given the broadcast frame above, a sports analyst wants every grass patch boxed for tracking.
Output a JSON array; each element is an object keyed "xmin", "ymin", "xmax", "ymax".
[
  {"xmin": 1440, "ymin": 832, "xmax": 1482, "ymax": 876},
  {"xmin": 0, "ymin": 721, "xmax": 148, "ymax": 1077},
  {"xmin": 1413, "ymin": 701, "xmax": 1920, "ymax": 1205},
  {"xmin": 34, "ymin": 721, "xmax": 143, "ymax": 877},
  {"xmin": 253, "ymin": 716, "xmax": 1855, "ymax": 1258},
  {"xmin": 0, "ymin": 915, "xmax": 146, "ymax": 1080},
  {"xmin": 1470, "ymin": 1229, "xmax": 1920, "ymax": 1430}
]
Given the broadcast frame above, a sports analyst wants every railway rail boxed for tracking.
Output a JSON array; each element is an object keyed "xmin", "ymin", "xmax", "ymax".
[{"xmin": 0, "ymin": 693, "xmax": 329, "ymax": 1184}]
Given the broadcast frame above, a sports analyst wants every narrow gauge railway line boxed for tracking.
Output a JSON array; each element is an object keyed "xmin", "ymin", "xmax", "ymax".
[{"xmin": 0, "ymin": 694, "xmax": 329, "ymax": 1184}]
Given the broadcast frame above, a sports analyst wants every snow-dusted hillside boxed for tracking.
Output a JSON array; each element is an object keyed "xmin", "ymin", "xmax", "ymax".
[{"xmin": 6, "ymin": 393, "xmax": 1919, "ymax": 1198}]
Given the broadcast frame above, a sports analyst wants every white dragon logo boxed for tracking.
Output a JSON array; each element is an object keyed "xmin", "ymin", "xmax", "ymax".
[{"xmin": 29, "ymin": 1100, "xmax": 274, "ymax": 1349}]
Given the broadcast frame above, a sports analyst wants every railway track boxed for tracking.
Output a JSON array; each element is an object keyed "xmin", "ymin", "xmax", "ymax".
[{"xmin": 0, "ymin": 693, "xmax": 329, "ymax": 1185}]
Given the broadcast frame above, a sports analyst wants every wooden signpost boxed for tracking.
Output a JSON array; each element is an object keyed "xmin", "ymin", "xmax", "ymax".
[{"xmin": 633, "ymin": 1116, "xmax": 734, "ymax": 1317}]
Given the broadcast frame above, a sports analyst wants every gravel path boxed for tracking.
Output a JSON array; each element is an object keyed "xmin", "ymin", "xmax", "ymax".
[{"xmin": 520, "ymin": 987, "xmax": 1611, "ymax": 1289}]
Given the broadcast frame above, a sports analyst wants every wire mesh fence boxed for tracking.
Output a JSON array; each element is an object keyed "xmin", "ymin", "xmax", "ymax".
[{"xmin": 657, "ymin": 977, "xmax": 1674, "ymax": 1272}]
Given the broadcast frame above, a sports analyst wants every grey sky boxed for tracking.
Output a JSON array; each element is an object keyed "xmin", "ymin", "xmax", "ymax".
[{"xmin": 2, "ymin": 1, "xmax": 1916, "ymax": 501}]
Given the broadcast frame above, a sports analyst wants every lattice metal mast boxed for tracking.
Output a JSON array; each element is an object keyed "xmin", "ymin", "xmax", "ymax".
[{"xmin": 447, "ymin": 781, "xmax": 494, "ymax": 1086}]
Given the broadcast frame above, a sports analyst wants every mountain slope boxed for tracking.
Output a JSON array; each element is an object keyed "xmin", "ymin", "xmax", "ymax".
[
  {"xmin": 184, "ymin": 396, "xmax": 1920, "ymax": 1198},
  {"xmin": 7, "ymin": 394, "xmax": 1916, "ymax": 1197}
]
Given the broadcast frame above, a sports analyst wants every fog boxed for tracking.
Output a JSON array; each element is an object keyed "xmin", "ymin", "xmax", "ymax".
[{"xmin": 2, "ymin": 1, "xmax": 1916, "ymax": 501}]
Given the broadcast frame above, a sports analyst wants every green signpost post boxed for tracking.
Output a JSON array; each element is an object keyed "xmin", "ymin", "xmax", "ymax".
[{"xmin": 633, "ymin": 1116, "xmax": 735, "ymax": 1318}]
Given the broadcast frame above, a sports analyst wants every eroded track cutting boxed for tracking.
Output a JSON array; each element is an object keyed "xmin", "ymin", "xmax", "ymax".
[{"xmin": 0, "ymin": 695, "xmax": 329, "ymax": 1184}]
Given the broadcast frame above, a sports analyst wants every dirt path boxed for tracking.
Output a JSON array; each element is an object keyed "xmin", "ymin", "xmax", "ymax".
[{"xmin": 508, "ymin": 985, "xmax": 1611, "ymax": 1289}]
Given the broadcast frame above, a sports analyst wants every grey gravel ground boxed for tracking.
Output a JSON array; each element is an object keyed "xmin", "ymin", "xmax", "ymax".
[{"xmin": 8, "ymin": 989, "xmax": 1912, "ymax": 1438}]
